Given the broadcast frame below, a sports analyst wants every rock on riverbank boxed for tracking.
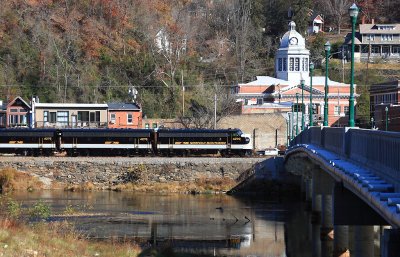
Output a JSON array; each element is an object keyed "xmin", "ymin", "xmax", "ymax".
[{"xmin": 0, "ymin": 157, "xmax": 264, "ymax": 189}]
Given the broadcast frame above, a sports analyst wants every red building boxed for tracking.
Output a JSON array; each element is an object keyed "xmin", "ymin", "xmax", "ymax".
[
  {"xmin": 107, "ymin": 103, "xmax": 142, "ymax": 129},
  {"xmin": 370, "ymin": 80, "xmax": 400, "ymax": 131}
]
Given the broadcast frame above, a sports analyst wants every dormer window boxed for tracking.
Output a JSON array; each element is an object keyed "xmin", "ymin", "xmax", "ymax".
[{"xmin": 377, "ymin": 25, "xmax": 395, "ymax": 30}]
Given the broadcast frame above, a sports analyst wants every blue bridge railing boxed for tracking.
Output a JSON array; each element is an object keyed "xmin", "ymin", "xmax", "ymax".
[{"xmin": 290, "ymin": 127, "xmax": 400, "ymax": 184}]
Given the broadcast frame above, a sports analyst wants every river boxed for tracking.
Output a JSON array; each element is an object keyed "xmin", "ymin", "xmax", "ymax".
[{"xmin": 10, "ymin": 191, "xmax": 314, "ymax": 257}]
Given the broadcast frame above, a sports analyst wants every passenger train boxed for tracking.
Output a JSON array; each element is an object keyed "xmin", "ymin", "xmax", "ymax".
[{"xmin": 0, "ymin": 128, "xmax": 252, "ymax": 157}]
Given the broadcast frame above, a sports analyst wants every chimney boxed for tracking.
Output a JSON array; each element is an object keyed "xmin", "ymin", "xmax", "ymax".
[{"xmin": 371, "ymin": 18, "xmax": 375, "ymax": 24}]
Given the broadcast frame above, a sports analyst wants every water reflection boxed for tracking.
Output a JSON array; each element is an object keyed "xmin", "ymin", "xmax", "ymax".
[{"xmin": 10, "ymin": 191, "xmax": 312, "ymax": 256}]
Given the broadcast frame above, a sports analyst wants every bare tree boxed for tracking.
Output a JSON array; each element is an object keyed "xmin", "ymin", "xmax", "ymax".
[{"xmin": 323, "ymin": 0, "xmax": 352, "ymax": 34}]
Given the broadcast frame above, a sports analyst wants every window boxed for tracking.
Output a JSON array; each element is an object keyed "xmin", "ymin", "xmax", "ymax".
[
  {"xmin": 10, "ymin": 109, "xmax": 18, "ymax": 113},
  {"xmin": 78, "ymin": 111, "xmax": 89, "ymax": 122},
  {"xmin": 302, "ymin": 58, "xmax": 308, "ymax": 71},
  {"xmin": 334, "ymin": 106, "xmax": 341, "ymax": 116},
  {"xmin": 19, "ymin": 108, "xmax": 25, "ymax": 112},
  {"xmin": 50, "ymin": 112, "xmax": 56, "ymax": 123},
  {"xmin": 20, "ymin": 115, "xmax": 27, "ymax": 125},
  {"xmin": 344, "ymin": 106, "xmax": 349, "ymax": 115},
  {"xmin": 289, "ymin": 58, "xmax": 294, "ymax": 71},
  {"xmin": 127, "ymin": 113, "xmax": 133, "ymax": 124},
  {"xmin": 295, "ymin": 58, "xmax": 300, "ymax": 71},
  {"xmin": 57, "ymin": 111, "xmax": 69, "ymax": 125},
  {"xmin": 278, "ymin": 58, "xmax": 282, "ymax": 71},
  {"xmin": 43, "ymin": 111, "xmax": 49, "ymax": 122},
  {"xmin": 9, "ymin": 115, "xmax": 18, "ymax": 125},
  {"xmin": 90, "ymin": 112, "xmax": 95, "ymax": 123},
  {"xmin": 283, "ymin": 58, "xmax": 287, "ymax": 71},
  {"xmin": 371, "ymin": 46, "xmax": 380, "ymax": 54},
  {"xmin": 381, "ymin": 34, "xmax": 393, "ymax": 41},
  {"xmin": 257, "ymin": 98, "xmax": 263, "ymax": 105},
  {"xmin": 367, "ymin": 34, "xmax": 375, "ymax": 41},
  {"xmin": 110, "ymin": 113, "xmax": 116, "ymax": 123},
  {"xmin": 393, "ymin": 46, "xmax": 400, "ymax": 54}
]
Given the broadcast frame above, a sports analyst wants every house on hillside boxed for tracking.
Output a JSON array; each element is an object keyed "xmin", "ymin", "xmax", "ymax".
[
  {"xmin": 6, "ymin": 96, "xmax": 31, "ymax": 127},
  {"xmin": 342, "ymin": 22, "xmax": 400, "ymax": 62},
  {"xmin": 0, "ymin": 100, "xmax": 6, "ymax": 128},
  {"xmin": 107, "ymin": 103, "xmax": 142, "ymax": 129},
  {"xmin": 31, "ymin": 97, "xmax": 108, "ymax": 128},
  {"xmin": 236, "ymin": 21, "xmax": 356, "ymax": 133},
  {"xmin": 369, "ymin": 80, "xmax": 400, "ymax": 131},
  {"xmin": 308, "ymin": 14, "xmax": 324, "ymax": 34}
]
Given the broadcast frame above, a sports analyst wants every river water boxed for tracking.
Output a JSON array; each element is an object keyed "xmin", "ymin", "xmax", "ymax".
[{"xmin": 10, "ymin": 191, "xmax": 313, "ymax": 257}]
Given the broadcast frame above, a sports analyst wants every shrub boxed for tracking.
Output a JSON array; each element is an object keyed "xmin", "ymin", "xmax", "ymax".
[
  {"xmin": 7, "ymin": 199, "xmax": 21, "ymax": 218},
  {"xmin": 0, "ymin": 168, "xmax": 16, "ymax": 192},
  {"xmin": 29, "ymin": 200, "xmax": 51, "ymax": 219}
]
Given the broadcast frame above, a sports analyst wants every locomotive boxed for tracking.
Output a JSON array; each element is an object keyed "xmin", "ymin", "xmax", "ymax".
[{"xmin": 0, "ymin": 128, "xmax": 252, "ymax": 157}]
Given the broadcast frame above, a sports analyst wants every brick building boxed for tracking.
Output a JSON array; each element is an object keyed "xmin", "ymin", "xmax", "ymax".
[{"xmin": 107, "ymin": 103, "xmax": 142, "ymax": 129}]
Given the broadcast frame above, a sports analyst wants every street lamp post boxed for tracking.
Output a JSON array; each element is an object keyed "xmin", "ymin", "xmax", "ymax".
[
  {"xmin": 301, "ymin": 79, "xmax": 305, "ymax": 130},
  {"xmin": 309, "ymin": 62, "xmax": 314, "ymax": 126},
  {"xmin": 324, "ymin": 41, "xmax": 331, "ymax": 126},
  {"xmin": 348, "ymin": 3, "xmax": 359, "ymax": 127},
  {"xmin": 385, "ymin": 106, "xmax": 389, "ymax": 131},
  {"xmin": 296, "ymin": 93, "xmax": 299, "ymax": 136}
]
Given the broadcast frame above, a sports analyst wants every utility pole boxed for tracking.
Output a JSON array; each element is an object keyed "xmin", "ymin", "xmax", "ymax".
[
  {"xmin": 181, "ymin": 72, "xmax": 185, "ymax": 116},
  {"xmin": 214, "ymin": 93, "xmax": 217, "ymax": 129}
]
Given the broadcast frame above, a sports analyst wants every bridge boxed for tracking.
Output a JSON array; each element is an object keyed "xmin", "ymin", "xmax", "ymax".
[{"xmin": 285, "ymin": 126, "xmax": 400, "ymax": 257}]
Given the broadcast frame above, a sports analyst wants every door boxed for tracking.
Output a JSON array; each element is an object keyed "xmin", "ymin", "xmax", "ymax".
[{"xmin": 382, "ymin": 46, "xmax": 390, "ymax": 57}]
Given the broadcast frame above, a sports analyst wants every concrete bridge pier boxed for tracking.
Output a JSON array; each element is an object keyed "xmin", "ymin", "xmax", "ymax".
[
  {"xmin": 381, "ymin": 228, "xmax": 400, "ymax": 257},
  {"xmin": 353, "ymin": 226, "xmax": 374, "ymax": 257},
  {"xmin": 312, "ymin": 221, "xmax": 322, "ymax": 257},
  {"xmin": 333, "ymin": 225, "xmax": 349, "ymax": 257}
]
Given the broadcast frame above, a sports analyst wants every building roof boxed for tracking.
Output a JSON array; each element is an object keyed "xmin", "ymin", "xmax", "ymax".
[
  {"xmin": 8, "ymin": 96, "xmax": 31, "ymax": 109},
  {"xmin": 34, "ymin": 103, "xmax": 108, "ymax": 108},
  {"xmin": 360, "ymin": 24, "xmax": 400, "ymax": 34},
  {"xmin": 370, "ymin": 80, "xmax": 400, "ymax": 94},
  {"xmin": 107, "ymin": 103, "xmax": 141, "ymax": 111},
  {"xmin": 343, "ymin": 32, "xmax": 362, "ymax": 45}
]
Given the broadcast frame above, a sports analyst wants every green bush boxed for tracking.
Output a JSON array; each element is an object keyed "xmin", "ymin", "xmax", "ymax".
[
  {"xmin": 29, "ymin": 200, "xmax": 51, "ymax": 219},
  {"xmin": 7, "ymin": 199, "xmax": 21, "ymax": 218}
]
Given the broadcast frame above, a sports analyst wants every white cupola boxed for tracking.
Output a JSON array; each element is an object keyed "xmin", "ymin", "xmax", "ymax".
[{"xmin": 275, "ymin": 21, "xmax": 310, "ymax": 82}]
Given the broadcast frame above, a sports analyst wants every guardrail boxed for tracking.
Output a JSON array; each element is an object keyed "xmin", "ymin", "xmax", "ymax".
[{"xmin": 290, "ymin": 126, "xmax": 400, "ymax": 186}]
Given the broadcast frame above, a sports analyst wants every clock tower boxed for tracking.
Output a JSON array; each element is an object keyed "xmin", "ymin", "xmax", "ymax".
[{"xmin": 275, "ymin": 21, "xmax": 310, "ymax": 82}]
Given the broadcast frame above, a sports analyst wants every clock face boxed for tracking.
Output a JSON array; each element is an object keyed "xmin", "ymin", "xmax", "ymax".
[{"xmin": 289, "ymin": 37, "xmax": 298, "ymax": 45}]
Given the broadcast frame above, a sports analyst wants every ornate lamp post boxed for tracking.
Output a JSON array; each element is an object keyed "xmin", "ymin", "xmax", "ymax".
[
  {"xmin": 301, "ymin": 79, "xmax": 305, "ymax": 130},
  {"xmin": 309, "ymin": 62, "xmax": 314, "ymax": 126},
  {"xmin": 348, "ymin": 3, "xmax": 359, "ymax": 127},
  {"xmin": 385, "ymin": 106, "xmax": 389, "ymax": 131},
  {"xmin": 296, "ymin": 93, "xmax": 299, "ymax": 136},
  {"xmin": 324, "ymin": 41, "xmax": 331, "ymax": 126}
]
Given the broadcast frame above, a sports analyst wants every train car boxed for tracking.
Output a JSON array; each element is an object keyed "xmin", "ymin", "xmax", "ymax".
[
  {"xmin": 156, "ymin": 128, "xmax": 252, "ymax": 156},
  {"xmin": 59, "ymin": 129, "xmax": 153, "ymax": 156},
  {"xmin": 0, "ymin": 128, "xmax": 58, "ymax": 156}
]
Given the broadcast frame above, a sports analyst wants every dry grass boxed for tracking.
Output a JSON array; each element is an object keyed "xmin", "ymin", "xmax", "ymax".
[
  {"xmin": 64, "ymin": 182, "xmax": 96, "ymax": 192},
  {"xmin": 0, "ymin": 217, "xmax": 141, "ymax": 257},
  {"xmin": 111, "ymin": 177, "xmax": 236, "ymax": 194},
  {"xmin": 0, "ymin": 168, "xmax": 43, "ymax": 193}
]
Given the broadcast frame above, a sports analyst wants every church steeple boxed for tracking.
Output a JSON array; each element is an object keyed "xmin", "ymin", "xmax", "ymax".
[{"xmin": 275, "ymin": 21, "xmax": 310, "ymax": 82}]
